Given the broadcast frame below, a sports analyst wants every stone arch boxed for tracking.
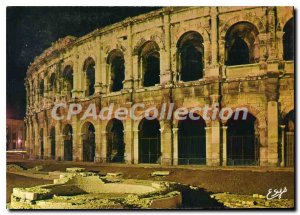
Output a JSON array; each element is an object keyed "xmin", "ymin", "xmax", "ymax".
[
  {"xmin": 177, "ymin": 112, "xmax": 206, "ymax": 165},
  {"xmin": 62, "ymin": 124, "xmax": 73, "ymax": 161},
  {"xmin": 83, "ymin": 57, "xmax": 96, "ymax": 96},
  {"xmin": 173, "ymin": 26, "xmax": 210, "ymax": 45},
  {"xmin": 283, "ymin": 17, "xmax": 294, "ymax": 61},
  {"xmin": 176, "ymin": 31, "xmax": 205, "ymax": 82},
  {"xmin": 226, "ymin": 111, "xmax": 259, "ymax": 166},
  {"xmin": 138, "ymin": 117, "xmax": 161, "ymax": 164},
  {"xmin": 61, "ymin": 65, "xmax": 73, "ymax": 98},
  {"xmin": 106, "ymin": 49, "xmax": 125, "ymax": 92},
  {"xmin": 221, "ymin": 105, "xmax": 266, "ymax": 129},
  {"xmin": 81, "ymin": 121, "xmax": 96, "ymax": 162},
  {"xmin": 220, "ymin": 14, "xmax": 266, "ymax": 39},
  {"xmin": 106, "ymin": 118, "xmax": 125, "ymax": 163},
  {"xmin": 133, "ymin": 34, "xmax": 164, "ymax": 56},
  {"xmin": 224, "ymin": 21, "xmax": 260, "ymax": 65},
  {"xmin": 136, "ymin": 40, "xmax": 161, "ymax": 87}
]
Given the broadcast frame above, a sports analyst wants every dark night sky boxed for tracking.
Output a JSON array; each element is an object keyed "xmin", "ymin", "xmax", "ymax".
[{"xmin": 6, "ymin": 6, "xmax": 161, "ymax": 119}]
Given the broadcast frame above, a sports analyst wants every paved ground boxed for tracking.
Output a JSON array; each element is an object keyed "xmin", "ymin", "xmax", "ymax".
[{"xmin": 7, "ymin": 159, "xmax": 295, "ymax": 203}]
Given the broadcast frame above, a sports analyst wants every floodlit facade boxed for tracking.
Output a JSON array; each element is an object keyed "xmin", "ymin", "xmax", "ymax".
[{"xmin": 24, "ymin": 6, "xmax": 294, "ymax": 167}]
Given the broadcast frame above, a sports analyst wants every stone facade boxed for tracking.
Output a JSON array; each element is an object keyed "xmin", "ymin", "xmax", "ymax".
[{"xmin": 24, "ymin": 6, "xmax": 294, "ymax": 167}]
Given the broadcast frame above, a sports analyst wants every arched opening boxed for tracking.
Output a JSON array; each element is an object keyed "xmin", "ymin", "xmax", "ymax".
[
  {"xmin": 39, "ymin": 128, "xmax": 44, "ymax": 159},
  {"xmin": 139, "ymin": 41, "xmax": 160, "ymax": 87},
  {"xmin": 63, "ymin": 124, "xmax": 73, "ymax": 161},
  {"xmin": 106, "ymin": 118, "xmax": 125, "ymax": 163},
  {"xmin": 62, "ymin": 65, "xmax": 73, "ymax": 98},
  {"xmin": 50, "ymin": 127, "xmax": 55, "ymax": 159},
  {"xmin": 39, "ymin": 80, "xmax": 44, "ymax": 97},
  {"xmin": 283, "ymin": 110, "xmax": 294, "ymax": 166},
  {"xmin": 226, "ymin": 112, "xmax": 259, "ymax": 166},
  {"xmin": 177, "ymin": 31, "xmax": 204, "ymax": 82},
  {"xmin": 283, "ymin": 18, "xmax": 294, "ymax": 61},
  {"xmin": 49, "ymin": 73, "xmax": 56, "ymax": 94},
  {"xmin": 138, "ymin": 118, "xmax": 161, "ymax": 164},
  {"xmin": 178, "ymin": 113, "xmax": 206, "ymax": 165},
  {"xmin": 82, "ymin": 122, "xmax": 95, "ymax": 162},
  {"xmin": 83, "ymin": 57, "xmax": 95, "ymax": 96},
  {"xmin": 225, "ymin": 22, "xmax": 259, "ymax": 66},
  {"xmin": 107, "ymin": 50, "xmax": 125, "ymax": 92}
]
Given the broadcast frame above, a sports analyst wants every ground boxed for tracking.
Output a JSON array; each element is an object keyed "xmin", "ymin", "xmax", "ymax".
[{"xmin": 6, "ymin": 160, "xmax": 295, "ymax": 209}]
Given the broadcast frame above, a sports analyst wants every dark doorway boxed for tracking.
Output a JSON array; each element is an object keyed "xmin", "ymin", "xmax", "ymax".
[
  {"xmin": 50, "ymin": 127, "xmax": 55, "ymax": 159},
  {"xmin": 227, "ymin": 37, "xmax": 250, "ymax": 66},
  {"xmin": 140, "ymin": 41, "xmax": 160, "ymax": 87},
  {"xmin": 178, "ymin": 113, "xmax": 206, "ymax": 164},
  {"xmin": 225, "ymin": 22, "xmax": 259, "ymax": 66},
  {"xmin": 177, "ymin": 31, "xmax": 204, "ymax": 82},
  {"xmin": 283, "ymin": 18, "xmax": 294, "ymax": 61},
  {"xmin": 107, "ymin": 119, "xmax": 125, "ymax": 163},
  {"xmin": 138, "ymin": 118, "xmax": 161, "ymax": 163},
  {"xmin": 63, "ymin": 124, "xmax": 73, "ymax": 161},
  {"xmin": 82, "ymin": 122, "xmax": 96, "ymax": 162},
  {"xmin": 83, "ymin": 57, "xmax": 95, "ymax": 96},
  {"xmin": 284, "ymin": 110, "xmax": 294, "ymax": 167},
  {"xmin": 226, "ymin": 112, "xmax": 259, "ymax": 166},
  {"xmin": 108, "ymin": 50, "xmax": 125, "ymax": 92},
  {"xmin": 39, "ymin": 128, "xmax": 44, "ymax": 159}
]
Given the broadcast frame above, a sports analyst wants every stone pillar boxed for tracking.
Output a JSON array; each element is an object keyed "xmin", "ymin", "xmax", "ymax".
[
  {"xmin": 124, "ymin": 119, "xmax": 133, "ymax": 164},
  {"xmin": 160, "ymin": 120, "xmax": 172, "ymax": 165},
  {"xmin": 280, "ymin": 125, "xmax": 286, "ymax": 167},
  {"xmin": 95, "ymin": 37, "xmax": 102, "ymax": 94},
  {"xmin": 211, "ymin": 119, "xmax": 221, "ymax": 166},
  {"xmin": 222, "ymin": 126, "xmax": 227, "ymax": 166},
  {"xmin": 205, "ymin": 126, "xmax": 212, "ymax": 165},
  {"xmin": 276, "ymin": 31, "xmax": 284, "ymax": 60},
  {"xmin": 94, "ymin": 121, "xmax": 102, "ymax": 162},
  {"xmin": 72, "ymin": 54, "xmax": 80, "ymax": 98},
  {"xmin": 71, "ymin": 117, "xmax": 79, "ymax": 161},
  {"xmin": 267, "ymin": 7, "xmax": 277, "ymax": 61},
  {"xmin": 211, "ymin": 7, "xmax": 218, "ymax": 66},
  {"xmin": 259, "ymin": 126, "xmax": 268, "ymax": 166},
  {"xmin": 100, "ymin": 131, "xmax": 107, "ymax": 163},
  {"xmin": 133, "ymin": 129, "xmax": 139, "ymax": 164},
  {"xmin": 43, "ymin": 124, "xmax": 49, "ymax": 159},
  {"xmin": 124, "ymin": 22, "xmax": 134, "ymax": 90},
  {"xmin": 172, "ymin": 127, "xmax": 179, "ymax": 165},
  {"xmin": 267, "ymin": 101, "xmax": 279, "ymax": 166},
  {"xmin": 132, "ymin": 55, "xmax": 139, "ymax": 89},
  {"xmin": 55, "ymin": 121, "xmax": 63, "ymax": 161},
  {"xmin": 161, "ymin": 10, "xmax": 172, "ymax": 85},
  {"xmin": 33, "ymin": 120, "xmax": 39, "ymax": 159}
]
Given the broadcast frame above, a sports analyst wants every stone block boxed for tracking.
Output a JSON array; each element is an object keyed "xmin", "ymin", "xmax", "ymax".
[
  {"xmin": 151, "ymin": 171, "xmax": 170, "ymax": 176},
  {"xmin": 66, "ymin": 167, "xmax": 85, "ymax": 173}
]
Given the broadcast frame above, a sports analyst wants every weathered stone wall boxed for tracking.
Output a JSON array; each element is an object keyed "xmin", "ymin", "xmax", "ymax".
[{"xmin": 24, "ymin": 6, "xmax": 294, "ymax": 167}]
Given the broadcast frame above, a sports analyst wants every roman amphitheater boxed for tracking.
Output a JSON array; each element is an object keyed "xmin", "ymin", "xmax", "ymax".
[{"xmin": 24, "ymin": 6, "xmax": 294, "ymax": 167}]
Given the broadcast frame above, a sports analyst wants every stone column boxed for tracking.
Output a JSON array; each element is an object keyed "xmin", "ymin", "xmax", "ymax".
[
  {"xmin": 132, "ymin": 55, "xmax": 139, "ymax": 89},
  {"xmin": 124, "ymin": 119, "xmax": 133, "ymax": 164},
  {"xmin": 71, "ymin": 117, "xmax": 79, "ymax": 161},
  {"xmin": 124, "ymin": 22, "xmax": 134, "ymax": 90},
  {"xmin": 172, "ymin": 127, "xmax": 179, "ymax": 165},
  {"xmin": 34, "ymin": 120, "xmax": 39, "ymax": 159},
  {"xmin": 267, "ymin": 101, "xmax": 279, "ymax": 166},
  {"xmin": 280, "ymin": 125, "xmax": 286, "ymax": 167},
  {"xmin": 205, "ymin": 126, "xmax": 212, "ymax": 165},
  {"xmin": 211, "ymin": 119, "xmax": 221, "ymax": 166},
  {"xmin": 222, "ymin": 126, "xmax": 227, "ymax": 166},
  {"xmin": 100, "ymin": 131, "xmax": 107, "ymax": 163},
  {"xmin": 160, "ymin": 120, "xmax": 172, "ymax": 165},
  {"xmin": 267, "ymin": 7, "xmax": 277, "ymax": 61},
  {"xmin": 211, "ymin": 6, "xmax": 218, "ymax": 66},
  {"xmin": 94, "ymin": 121, "xmax": 102, "ymax": 162},
  {"xmin": 133, "ymin": 129, "xmax": 139, "ymax": 164},
  {"xmin": 95, "ymin": 37, "xmax": 102, "ymax": 94},
  {"xmin": 72, "ymin": 54, "xmax": 80, "ymax": 98},
  {"xmin": 55, "ymin": 121, "xmax": 62, "ymax": 161},
  {"xmin": 43, "ymin": 124, "xmax": 49, "ymax": 159},
  {"xmin": 161, "ymin": 10, "xmax": 172, "ymax": 85},
  {"xmin": 276, "ymin": 31, "xmax": 284, "ymax": 60}
]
